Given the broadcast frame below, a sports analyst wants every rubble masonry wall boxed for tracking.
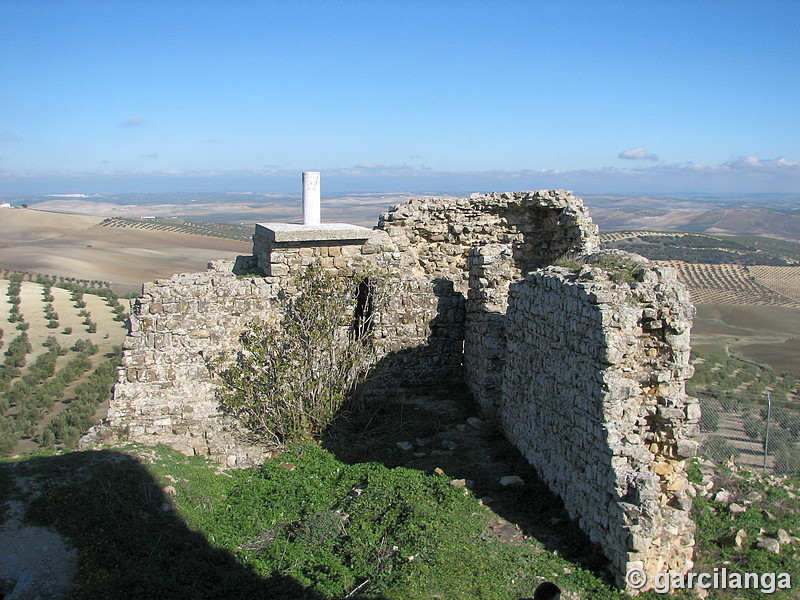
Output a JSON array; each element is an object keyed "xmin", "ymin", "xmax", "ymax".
[{"xmin": 106, "ymin": 190, "xmax": 698, "ymax": 591}]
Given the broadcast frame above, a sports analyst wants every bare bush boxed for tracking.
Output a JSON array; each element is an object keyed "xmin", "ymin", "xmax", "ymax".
[{"xmin": 214, "ymin": 264, "xmax": 392, "ymax": 447}]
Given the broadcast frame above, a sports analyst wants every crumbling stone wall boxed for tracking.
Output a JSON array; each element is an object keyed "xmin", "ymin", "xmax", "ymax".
[
  {"xmin": 109, "ymin": 226, "xmax": 466, "ymax": 464},
  {"xmin": 249, "ymin": 226, "xmax": 467, "ymax": 388},
  {"xmin": 107, "ymin": 261, "xmax": 282, "ymax": 465},
  {"xmin": 110, "ymin": 190, "xmax": 597, "ymax": 464},
  {"xmin": 378, "ymin": 190, "xmax": 599, "ymax": 293},
  {"xmin": 106, "ymin": 189, "xmax": 698, "ymax": 590},
  {"xmin": 464, "ymin": 244, "xmax": 516, "ymax": 415},
  {"xmin": 495, "ymin": 260, "xmax": 699, "ymax": 590}
]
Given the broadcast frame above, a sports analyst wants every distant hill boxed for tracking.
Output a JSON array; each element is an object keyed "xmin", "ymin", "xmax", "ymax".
[
  {"xmin": 0, "ymin": 208, "xmax": 251, "ymax": 294},
  {"xmin": 682, "ymin": 208, "xmax": 800, "ymax": 240},
  {"xmin": 589, "ymin": 207, "xmax": 800, "ymax": 241},
  {"xmin": 601, "ymin": 231, "xmax": 800, "ymax": 265}
]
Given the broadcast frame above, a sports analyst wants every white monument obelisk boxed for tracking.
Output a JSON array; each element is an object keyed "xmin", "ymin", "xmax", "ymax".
[{"xmin": 302, "ymin": 171, "xmax": 321, "ymax": 225}]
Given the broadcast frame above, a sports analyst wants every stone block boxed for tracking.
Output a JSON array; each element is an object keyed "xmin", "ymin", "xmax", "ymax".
[{"xmin": 269, "ymin": 263, "xmax": 290, "ymax": 277}]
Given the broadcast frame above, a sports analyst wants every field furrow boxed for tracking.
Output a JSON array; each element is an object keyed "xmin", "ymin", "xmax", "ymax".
[
  {"xmin": 659, "ymin": 261, "xmax": 800, "ymax": 307},
  {"xmin": 748, "ymin": 266, "xmax": 800, "ymax": 303},
  {"xmin": 1, "ymin": 276, "xmax": 129, "ymax": 455}
]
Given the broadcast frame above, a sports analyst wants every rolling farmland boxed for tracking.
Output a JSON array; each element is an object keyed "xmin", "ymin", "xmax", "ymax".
[
  {"xmin": 600, "ymin": 230, "xmax": 800, "ymax": 307},
  {"xmin": 1, "ymin": 274, "xmax": 128, "ymax": 455},
  {"xmin": 99, "ymin": 217, "xmax": 253, "ymax": 242},
  {"xmin": 748, "ymin": 265, "xmax": 800, "ymax": 303},
  {"xmin": 660, "ymin": 261, "xmax": 799, "ymax": 306},
  {"xmin": 0, "ymin": 208, "xmax": 252, "ymax": 294}
]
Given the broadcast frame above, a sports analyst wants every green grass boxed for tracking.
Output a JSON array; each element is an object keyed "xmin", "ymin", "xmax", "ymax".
[
  {"xmin": 5, "ymin": 443, "xmax": 798, "ymax": 599},
  {"xmin": 1, "ymin": 443, "xmax": 644, "ymax": 600},
  {"xmin": 552, "ymin": 252, "xmax": 644, "ymax": 283}
]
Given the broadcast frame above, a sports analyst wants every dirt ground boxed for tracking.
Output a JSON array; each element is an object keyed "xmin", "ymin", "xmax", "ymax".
[
  {"xmin": 0, "ymin": 495, "xmax": 78, "ymax": 600},
  {"xmin": 0, "ymin": 208, "xmax": 252, "ymax": 294},
  {"xmin": 0, "ymin": 209, "xmax": 103, "ymax": 244},
  {"xmin": 692, "ymin": 304, "xmax": 800, "ymax": 374}
]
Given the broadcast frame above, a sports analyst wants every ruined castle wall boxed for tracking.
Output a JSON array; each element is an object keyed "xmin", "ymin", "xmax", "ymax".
[
  {"xmin": 105, "ymin": 189, "xmax": 699, "ymax": 589},
  {"xmin": 498, "ymin": 261, "xmax": 699, "ymax": 590},
  {"xmin": 108, "ymin": 260, "xmax": 284, "ymax": 465},
  {"xmin": 110, "ymin": 190, "xmax": 599, "ymax": 462},
  {"xmin": 463, "ymin": 244, "xmax": 515, "ymax": 415},
  {"xmin": 378, "ymin": 190, "xmax": 599, "ymax": 295},
  {"xmin": 250, "ymin": 228, "xmax": 467, "ymax": 388},
  {"xmin": 108, "ymin": 227, "xmax": 467, "ymax": 463},
  {"xmin": 385, "ymin": 190, "xmax": 600, "ymax": 407}
]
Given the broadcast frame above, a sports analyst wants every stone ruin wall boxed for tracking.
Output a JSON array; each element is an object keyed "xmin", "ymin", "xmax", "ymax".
[
  {"xmin": 110, "ymin": 190, "xmax": 596, "ymax": 464},
  {"xmin": 377, "ymin": 190, "xmax": 600, "ymax": 295},
  {"xmin": 110, "ymin": 225, "xmax": 467, "ymax": 465},
  {"xmin": 107, "ymin": 262, "xmax": 282, "ymax": 465},
  {"xmin": 469, "ymin": 251, "xmax": 699, "ymax": 588},
  {"xmin": 106, "ymin": 190, "xmax": 698, "ymax": 592}
]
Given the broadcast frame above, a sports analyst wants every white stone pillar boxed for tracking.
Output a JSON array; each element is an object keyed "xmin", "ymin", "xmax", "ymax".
[{"xmin": 302, "ymin": 171, "xmax": 321, "ymax": 225}]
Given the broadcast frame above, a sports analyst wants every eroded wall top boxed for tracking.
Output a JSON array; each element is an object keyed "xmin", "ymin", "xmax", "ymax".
[{"xmin": 377, "ymin": 190, "xmax": 599, "ymax": 292}]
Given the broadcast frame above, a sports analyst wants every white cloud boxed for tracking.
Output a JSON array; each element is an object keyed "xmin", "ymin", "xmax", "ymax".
[
  {"xmin": 3, "ymin": 155, "xmax": 800, "ymax": 194},
  {"xmin": 119, "ymin": 116, "xmax": 143, "ymax": 128},
  {"xmin": 0, "ymin": 131, "xmax": 20, "ymax": 142},
  {"xmin": 618, "ymin": 147, "xmax": 658, "ymax": 161},
  {"xmin": 725, "ymin": 155, "xmax": 800, "ymax": 170}
]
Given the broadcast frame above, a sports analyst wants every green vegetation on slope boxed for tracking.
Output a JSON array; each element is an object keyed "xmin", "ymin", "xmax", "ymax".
[
  {"xmin": 1, "ymin": 272, "xmax": 128, "ymax": 456},
  {"xmin": 688, "ymin": 350, "xmax": 799, "ymax": 404},
  {"xmin": 0, "ymin": 340, "xmax": 111, "ymax": 454},
  {"xmin": 216, "ymin": 264, "xmax": 391, "ymax": 447},
  {"xmin": 100, "ymin": 216, "xmax": 253, "ymax": 242},
  {"xmin": 688, "ymin": 350, "xmax": 800, "ymax": 476},
  {"xmin": 687, "ymin": 460, "xmax": 800, "ymax": 600},
  {"xmin": 4, "ymin": 443, "xmax": 797, "ymax": 599},
  {"xmin": 601, "ymin": 232, "xmax": 800, "ymax": 265}
]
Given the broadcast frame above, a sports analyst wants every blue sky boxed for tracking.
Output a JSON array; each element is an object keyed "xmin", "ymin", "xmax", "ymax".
[{"xmin": 1, "ymin": 0, "xmax": 799, "ymax": 195}]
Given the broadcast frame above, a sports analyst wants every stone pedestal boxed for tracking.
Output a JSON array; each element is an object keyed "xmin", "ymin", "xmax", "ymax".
[{"xmin": 254, "ymin": 222, "xmax": 373, "ymax": 276}]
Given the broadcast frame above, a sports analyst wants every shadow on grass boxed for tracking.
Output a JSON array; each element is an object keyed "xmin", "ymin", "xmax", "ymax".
[
  {"xmin": 319, "ymin": 275, "xmax": 614, "ymax": 583},
  {"xmin": 2, "ymin": 450, "xmax": 377, "ymax": 600},
  {"xmin": 322, "ymin": 381, "xmax": 613, "ymax": 582}
]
